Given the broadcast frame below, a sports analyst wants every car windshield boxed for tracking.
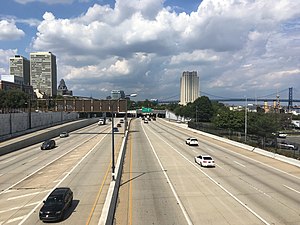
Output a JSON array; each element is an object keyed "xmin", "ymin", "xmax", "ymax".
[
  {"xmin": 45, "ymin": 195, "xmax": 64, "ymax": 205},
  {"xmin": 191, "ymin": 138, "xmax": 198, "ymax": 141},
  {"xmin": 203, "ymin": 157, "xmax": 212, "ymax": 160}
]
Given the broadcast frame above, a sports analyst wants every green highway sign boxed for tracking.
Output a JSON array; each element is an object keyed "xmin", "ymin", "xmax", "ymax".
[{"xmin": 142, "ymin": 107, "xmax": 152, "ymax": 113}]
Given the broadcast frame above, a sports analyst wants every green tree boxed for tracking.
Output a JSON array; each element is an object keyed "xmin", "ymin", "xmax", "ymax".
[
  {"xmin": 247, "ymin": 112, "xmax": 280, "ymax": 138},
  {"xmin": 1, "ymin": 89, "xmax": 29, "ymax": 110},
  {"xmin": 193, "ymin": 96, "xmax": 214, "ymax": 122},
  {"xmin": 212, "ymin": 108, "xmax": 244, "ymax": 132}
]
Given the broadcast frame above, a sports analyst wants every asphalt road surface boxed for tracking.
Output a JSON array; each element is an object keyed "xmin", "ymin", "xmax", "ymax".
[
  {"xmin": 115, "ymin": 118, "xmax": 300, "ymax": 225},
  {"xmin": 0, "ymin": 119, "xmax": 125, "ymax": 225}
]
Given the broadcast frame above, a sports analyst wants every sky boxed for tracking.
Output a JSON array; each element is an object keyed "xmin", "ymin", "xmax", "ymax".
[{"xmin": 0, "ymin": 0, "xmax": 300, "ymax": 103}]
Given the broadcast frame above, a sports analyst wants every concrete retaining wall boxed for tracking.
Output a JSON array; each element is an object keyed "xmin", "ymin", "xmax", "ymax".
[
  {"xmin": 0, "ymin": 118, "xmax": 98, "ymax": 156},
  {"xmin": 0, "ymin": 112, "xmax": 79, "ymax": 140}
]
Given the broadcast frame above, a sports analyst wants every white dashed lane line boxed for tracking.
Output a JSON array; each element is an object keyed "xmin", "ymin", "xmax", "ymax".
[{"xmin": 234, "ymin": 160, "xmax": 246, "ymax": 168}]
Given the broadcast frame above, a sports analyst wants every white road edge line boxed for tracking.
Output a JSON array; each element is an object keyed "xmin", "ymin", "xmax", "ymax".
[
  {"xmin": 18, "ymin": 133, "xmax": 109, "ymax": 225},
  {"xmin": 7, "ymin": 190, "xmax": 50, "ymax": 200},
  {"xmin": 145, "ymin": 124, "xmax": 271, "ymax": 225},
  {"xmin": 142, "ymin": 124, "xmax": 194, "ymax": 225},
  {"xmin": 165, "ymin": 122, "xmax": 300, "ymax": 180}
]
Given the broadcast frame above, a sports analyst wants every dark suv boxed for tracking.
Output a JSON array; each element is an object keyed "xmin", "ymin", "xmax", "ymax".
[
  {"xmin": 41, "ymin": 139, "xmax": 56, "ymax": 150},
  {"xmin": 39, "ymin": 187, "xmax": 73, "ymax": 222}
]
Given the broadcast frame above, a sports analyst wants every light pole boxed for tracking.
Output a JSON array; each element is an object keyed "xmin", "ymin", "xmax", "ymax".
[
  {"xmin": 245, "ymin": 97, "xmax": 247, "ymax": 142},
  {"xmin": 111, "ymin": 93, "xmax": 137, "ymax": 181}
]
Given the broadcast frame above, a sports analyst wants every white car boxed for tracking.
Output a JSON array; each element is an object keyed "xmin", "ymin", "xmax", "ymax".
[
  {"xmin": 195, "ymin": 155, "xmax": 215, "ymax": 167},
  {"xmin": 59, "ymin": 131, "xmax": 69, "ymax": 138},
  {"xmin": 186, "ymin": 138, "xmax": 198, "ymax": 146},
  {"xmin": 277, "ymin": 132, "xmax": 287, "ymax": 138}
]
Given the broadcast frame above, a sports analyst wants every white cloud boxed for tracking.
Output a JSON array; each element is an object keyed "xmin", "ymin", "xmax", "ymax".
[
  {"xmin": 0, "ymin": 49, "xmax": 18, "ymax": 75},
  {"xmin": 9, "ymin": 0, "xmax": 300, "ymax": 100},
  {"xmin": 0, "ymin": 20, "xmax": 25, "ymax": 40}
]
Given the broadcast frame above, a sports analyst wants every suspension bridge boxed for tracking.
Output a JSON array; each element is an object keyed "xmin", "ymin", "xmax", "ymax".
[{"xmin": 158, "ymin": 87, "xmax": 300, "ymax": 107}]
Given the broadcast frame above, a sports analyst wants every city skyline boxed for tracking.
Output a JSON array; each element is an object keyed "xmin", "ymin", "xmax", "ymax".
[{"xmin": 0, "ymin": 0, "xmax": 299, "ymax": 101}]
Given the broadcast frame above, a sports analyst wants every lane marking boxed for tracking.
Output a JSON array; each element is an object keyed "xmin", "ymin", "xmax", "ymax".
[
  {"xmin": 283, "ymin": 185, "xmax": 300, "ymax": 194},
  {"xmin": 85, "ymin": 156, "xmax": 111, "ymax": 225},
  {"xmin": 7, "ymin": 190, "xmax": 50, "ymax": 200},
  {"xmin": 234, "ymin": 161, "xmax": 246, "ymax": 168},
  {"xmin": 27, "ymin": 157, "xmax": 38, "ymax": 163},
  {"xmin": 162, "ymin": 121, "xmax": 300, "ymax": 180},
  {"xmin": 142, "ymin": 125, "xmax": 194, "ymax": 225},
  {"xmin": 7, "ymin": 216, "xmax": 25, "ymax": 223},
  {"xmin": 129, "ymin": 129, "xmax": 133, "ymax": 225},
  {"xmin": 19, "ymin": 132, "xmax": 109, "ymax": 225},
  {"xmin": 0, "ymin": 202, "xmax": 39, "ymax": 214},
  {"xmin": 145, "ymin": 125, "xmax": 271, "ymax": 225},
  {"xmin": 0, "ymin": 157, "xmax": 18, "ymax": 164},
  {"xmin": 0, "ymin": 130, "xmax": 105, "ymax": 196}
]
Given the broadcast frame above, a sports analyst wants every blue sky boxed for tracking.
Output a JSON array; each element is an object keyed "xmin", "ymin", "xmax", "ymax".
[{"xmin": 0, "ymin": 0, "xmax": 300, "ymax": 103}]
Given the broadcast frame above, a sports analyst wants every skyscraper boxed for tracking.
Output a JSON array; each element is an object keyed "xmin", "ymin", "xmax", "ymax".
[
  {"xmin": 30, "ymin": 52, "xmax": 57, "ymax": 97},
  {"xmin": 180, "ymin": 71, "xmax": 199, "ymax": 105},
  {"xmin": 9, "ymin": 55, "xmax": 30, "ymax": 85}
]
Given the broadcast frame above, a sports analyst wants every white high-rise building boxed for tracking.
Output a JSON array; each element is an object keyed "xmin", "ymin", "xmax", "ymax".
[
  {"xmin": 30, "ymin": 52, "xmax": 57, "ymax": 97},
  {"xmin": 9, "ymin": 55, "xmax": 30, "ymax": 85},
  {"xmin": 179, "ymin": 71, "xmax": 199, "ymax": 105}
]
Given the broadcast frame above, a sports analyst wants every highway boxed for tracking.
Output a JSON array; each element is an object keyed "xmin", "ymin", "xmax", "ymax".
[
  {"xmin": 115, "ymin": 118, "xmax": 300, "ymax": 225},
  {"xmin": 0, "ymin": 118, "xmax": 299, "ymax": 225},
  {"xmin": 0, "ymin": 120, "xmax": 125, "ymax": 225}
]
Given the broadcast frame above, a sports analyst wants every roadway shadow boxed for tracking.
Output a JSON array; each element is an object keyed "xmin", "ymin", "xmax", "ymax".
[
  {"xmin": 128, "ymin": 130, "xmax": 140, "ymax": 133},
  {"xmin": 120, "ymin": 170, "xmax": 167, "ymax": 186},
  {"xmin": 63, "ymin": 199, "xmax": 80, "ymax": 221},
  {"xmin": 43, "ymin": 200, "xmax": 80, "ymax": 223}
]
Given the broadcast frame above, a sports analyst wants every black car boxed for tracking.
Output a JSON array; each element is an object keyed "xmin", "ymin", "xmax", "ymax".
[
  {"xmin": 41, "ymin": 139, "xmax": 56, "ymax": 150},
  {"xmin": 39, "ymin": 187, "xmax": 73, "ymax": 222}
]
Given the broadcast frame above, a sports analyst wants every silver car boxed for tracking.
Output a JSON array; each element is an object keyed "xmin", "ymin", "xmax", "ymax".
[{"xmin": 59, "ymin": 131, "xmax": 69, "ymax": 138}]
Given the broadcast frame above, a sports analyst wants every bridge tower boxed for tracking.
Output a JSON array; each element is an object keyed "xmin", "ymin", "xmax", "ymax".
[{"xmin": 288, "ymin": 87, "xmax": 293, "ymax": 110}]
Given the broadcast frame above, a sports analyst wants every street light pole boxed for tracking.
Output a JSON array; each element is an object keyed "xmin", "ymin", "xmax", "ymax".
[
  {"xmin": 111, "ymin": 93, "xmax": 137, "ymax": 181},
  {"xmin": 111, "ymin": 104, "xmax": 115, "ymax": 180},
  {"xmin": 245, "ymin": 97, "xmax": 247, "ymax": 142}
]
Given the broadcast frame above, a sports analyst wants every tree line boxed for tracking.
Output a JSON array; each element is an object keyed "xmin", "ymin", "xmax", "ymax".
[
  {"xmin": 0, "ymin": 89, "xmax": 29, "ymax": 112},
  {"xmin": 166, "ymin": 96, "xmax": 299, "ymax": 140}
]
